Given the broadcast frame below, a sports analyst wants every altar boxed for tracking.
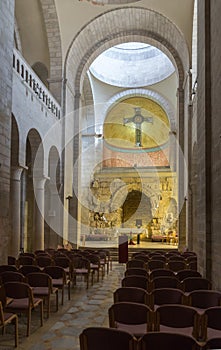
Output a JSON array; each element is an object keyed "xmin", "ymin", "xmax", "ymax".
[{"xmin": 116, "ymin": 228, "xmax": 147, "ymax": 244}]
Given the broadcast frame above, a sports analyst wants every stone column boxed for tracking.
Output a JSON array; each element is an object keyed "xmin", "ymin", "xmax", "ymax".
[
  {"xmin": 33, "ymin": 177, "xmax": 47, "ymax": 251},
  {"xmin": 169, "ymin": 130, "xmax": 177, "ymax": 172},
  {"xmin": 10, "ymin": 166, "xmax": 24, "ymax": 257},
  {"xmin": 177, "ymin": 87, "xmax": 186, "ymax": 250}
]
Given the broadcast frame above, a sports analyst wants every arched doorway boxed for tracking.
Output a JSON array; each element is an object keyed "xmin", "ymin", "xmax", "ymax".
[{"xmin": 122, "ymin": 190, "xmax": 152, "ymax": 228}]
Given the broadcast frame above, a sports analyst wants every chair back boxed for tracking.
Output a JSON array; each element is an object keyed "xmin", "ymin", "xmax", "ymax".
[
  {"xmin": 149, "ymin": 269, "xmax": 175, "ymax": 281},
  {"xmin": 80, "ymin": 327, "xmax": 136, "ymax": 350},
  {"xmin": 19, "ymin": 265, "xmax": 41, "ymax": 276},
  {"xmin": 17, "ymin": 256, "xmax": 36, "ymax": 266},
  {"xmin": 138, "ymin": 331, "xmax": 198, "ymax": 350},
  {"xmin": 0, "ymin": 265, "xmax": 17, "ymax": 273},
  {"xmin": 125, "ymin": 268, "xmax": 148, "ymax": 277},
  {"xmin": 122, "ymin": 276, "xmax": 149, "ymax": 290},
  {"xmin": 4, "ymin": 281, "xmax": 34, "ymax": 307},
  {"xmin": 0, "ymin": 271, "xmax": 25, "ymax": 284},
  {"xmin": 151, "ymin": 276, "xmax": 180, "ymax": 290},
  {"xmin": 167, "ymin": 260, "xmax": 187, "ymax": 272},
  {"xmin": 114, "ymin": 287, "xmax": 149, "ymax": 304},
  {"xmin": 126, "ymin": 260, "xmax": 146, "ymax": 269},
  {"xmin": 26, "ymin": 272, "xmax": 52, "ymax": 290},
  {"xmin": 36, "ymin": 255, "xmax": 53, "ymax": 268},
  {"xmin": 109, "ymin": 302, "xmax": 152, "ymax": 330},
  {"xmin": 201, "ymin": 306, "xmax": 221, "ymax": 341},
  {"xmin": 150, "ymin": 288, "xmax": 184, "ymax": 310},
  {"xmin": 147, "ymin": 260, "xmax": 165, "ymax": 271},
  {"xmin": 155, "ymin": 304, "xmax": 200, "ymax": 339},
  {"xmin": 188, "ymin": 290, "xmax": 221, "ymax": 309},
  {"xmin": 176, "ymin": 269, "xmax": 202, "ymax": 282},
  {"xmin": 180, "ymin": 277, "xmax": 211, "ymax": 292}
]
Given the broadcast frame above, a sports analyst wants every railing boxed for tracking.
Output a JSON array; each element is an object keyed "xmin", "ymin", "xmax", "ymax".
[{"xmin": 13, "ymin": 49, "xmax": 61, "ymax": 119}]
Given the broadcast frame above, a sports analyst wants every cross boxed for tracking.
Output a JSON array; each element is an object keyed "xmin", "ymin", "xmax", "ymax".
[{"xmin": 123, "ymin": 107, "xmax": 153, "ymax": 147}]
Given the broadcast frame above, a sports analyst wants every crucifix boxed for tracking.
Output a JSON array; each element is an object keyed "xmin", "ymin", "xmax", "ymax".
[{"xmin": 123, "ymin": 107, "xmax": 153, "ymax": 147}]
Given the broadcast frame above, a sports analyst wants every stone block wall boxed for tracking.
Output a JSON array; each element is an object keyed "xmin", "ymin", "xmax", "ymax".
[
  {"xmin": 0, "ymin": 0, "xmax": 15, "ymax": 264},
  {"xmin": 210, "ymin": 0, "xmax": 221, "ymax": 289}
]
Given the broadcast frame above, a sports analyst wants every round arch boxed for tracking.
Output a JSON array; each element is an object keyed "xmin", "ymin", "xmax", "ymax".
[
  {"xmin": 65, "ymin": 6, "xmax": 190, "ymax": 93},
  {"xmin": 102, "ymin": 88, "xmax": 176, "ymax": 131}
]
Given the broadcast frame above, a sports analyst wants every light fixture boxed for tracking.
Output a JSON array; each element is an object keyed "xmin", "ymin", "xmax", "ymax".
[{"xmin": 81, "ymin": 133, "xmax": 103, "ymax": 138}]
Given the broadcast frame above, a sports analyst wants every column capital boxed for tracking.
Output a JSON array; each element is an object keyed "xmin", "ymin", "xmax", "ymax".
[
  {"xmin": 33, "ymin": 176, "xmax": 49, "ymax": 190},
  {"xmin": 11, "ymin": 165, "xmax": 27, "ymax": 181}
]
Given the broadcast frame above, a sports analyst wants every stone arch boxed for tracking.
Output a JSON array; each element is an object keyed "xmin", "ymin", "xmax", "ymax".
[
  {"xmin": 40, "ymin": 0, "xmax": 63, "ymax": 103},
  {"xmin": 26, "ymin": 128, "xmax": 44, "ymax": 177},
  {"xmin": 32, "ymin": 61, "xmax": 49, "ymax": 88},
  {"xmin": 48, "ymin": 146, "xmax": 60, "ymax": 185},
  {"xmin": 65, "ymin": 6, "xmax": 189, "ymax": 93},
  {"xmin": 102, "ymin": 88, "xmax": 176, "ymax": 131},
  {"xmin": 110, "ymin": 181, "xmax": 158, "ymax": 214},
  {"xmin": 44, "ymin": 145, "xmax": 62, "ymax": 249},
  {"xmin": 10, "ymin": 115, "xmax": 19, "ymax": 167}
]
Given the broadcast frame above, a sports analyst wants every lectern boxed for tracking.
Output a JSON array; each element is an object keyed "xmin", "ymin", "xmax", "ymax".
[{"xmin": 118, "ymin": 235, "xmax": 128, "ymax": 263}]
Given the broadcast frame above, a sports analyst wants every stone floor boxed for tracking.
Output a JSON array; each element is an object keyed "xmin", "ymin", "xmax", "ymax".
[{"xmin": 0, "ymin": 263, "xmax": 125, "ymax": 350}]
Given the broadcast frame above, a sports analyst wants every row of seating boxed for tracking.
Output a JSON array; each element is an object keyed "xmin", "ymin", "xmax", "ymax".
[
  {"xmin": 0, "ymin": 248, "xmax": 112, "ymax": 347},
  {"xmin": 127, "ymin": 257, "xmax": 197, "ymax": 272},
  {"xmin": 79, "ymin": 327, "xmax": 221, "ymax": 350},
  {"xmin": 79, "ymin": 250, "xmax": 220, "ymax": 350}
]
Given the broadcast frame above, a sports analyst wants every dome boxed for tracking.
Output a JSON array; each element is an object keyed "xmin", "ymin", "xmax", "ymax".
[{"xmin": 89, "ymin": 42, "xmax": 175, "ymax": 87}]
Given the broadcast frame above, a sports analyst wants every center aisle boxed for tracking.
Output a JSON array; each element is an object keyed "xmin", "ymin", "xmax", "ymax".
[{"xmin": 19, "ymin": 263, "xmax": 125, "ymax": 350}]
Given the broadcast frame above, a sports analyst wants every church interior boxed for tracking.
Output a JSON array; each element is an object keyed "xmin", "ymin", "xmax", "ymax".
[{"xmin": 1, "ymin": 0, "xmax": 221, "ymax": 348}]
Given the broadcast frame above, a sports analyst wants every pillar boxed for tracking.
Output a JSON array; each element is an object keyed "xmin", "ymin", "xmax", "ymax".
[
  {"xmin": 10, "ymin": 166, "xmax": 24, "ymax": 257},
  {"xmin": 34, "ymin": 177, "xmax": 47, "ymax": 251}
]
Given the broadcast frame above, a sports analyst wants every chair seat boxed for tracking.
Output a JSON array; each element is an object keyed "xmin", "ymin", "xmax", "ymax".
[
  {"xmin": 32, "ymin": 286, "xmax": 49, "ymax": 296},
  {"xmin": 6, "ymin": 298, "xmax": 30, "ymax": 309},
  {"xmin": 73, "ymin": 268, "xmax": 89, "ymax": 274},
  {"xmin": 207, "ymin": 327, "xmax": 221, "ymax": 340},
  {"xmin": 159, "ymin": 325, "xmax": 194, "ymax": 337},
  {"xmin": 116, "ymin": 322, "xmax": 147, "ymax": 337},
  {"xmin": 52, "ymin": 278, "xmax": 63, "ymax": 286}
]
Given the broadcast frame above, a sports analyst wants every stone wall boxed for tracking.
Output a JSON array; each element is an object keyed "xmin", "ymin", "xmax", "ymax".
[
  {"xmin": 210, "ymin": 0, "xmax": 221, "ymax": 289},
  {"xmin": 0, "ymin": 0, "xmax": 15, "ymax": 264}
]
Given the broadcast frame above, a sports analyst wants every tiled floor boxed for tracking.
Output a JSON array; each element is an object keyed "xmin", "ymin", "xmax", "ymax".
[{"xmin": 0, "ymin": 263, "xmax": 125, "ymax": 350}]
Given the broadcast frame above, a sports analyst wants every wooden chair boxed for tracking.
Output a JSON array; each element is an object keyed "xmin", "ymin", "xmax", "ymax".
[
  {"xmin": 114, "ymin": 287, "xmax": 149, "ymax": 305},
  {"xmin": 188, "ymin": 290, "xmax": 221, "ymax": 315},
  {"xmin": 17, "ymin": 256, "xmax": 36, "ymax": 267},
  {"xmin": 147, "ymin": 260, "xmax": 165, "ymax": 271},
  {"xmin": 138, "ymin": 331, "xmax": 199, "ymax": 350},
  {"xmin": 43, "ymin": 266, "xmax": 70, "ymax": 305},
  {"xmin": 0, "ymin": 300, "xmax": 18, "ymax": 347},
  {"xmin": 167, "ymin": 260, "xmax": 187, "ymax": 272},
  {"xmin": 176, "ymin": 269, "xmax": 202, "ymax": 282},
  {"xmin": 150, "ymin": 287, "xmax": 185, "ymax": 310},
  {"xmin": 18, "ymin": 265, "xmax": 41, "ymax": 276},
  {"xmin": 180, "ymin": 277, "xmax": 212, "ymax": 293},
  {"xmin": 204, "ymin": 337, "xmax": 221, "ymax": 349},
  {"xmin": 3, "ymin": 281, "xmax": 43, "ymax": 337},
  {"xmin": 0, "ymin": 271, "xmax": 25, "ymax": 284},
  {"xmin": 149, "ymin": 269, "xmax": 175, "ymax": 281},
  {"xmin": 125, "ymin": 268, "xmax": 148, "ymax": 277},
  {"xmin": 200, "ymin": 306, "xmax": 221, "ymax": 342},
  {"xmin": 72, "ymin": 256, "xmax": 91, "ymax": 289},
  {"xmin": 0, "ymin": 265, "xmax": 18, "ymax": 274},
  {"xmin": 155, "ymin": 304, "xmax": 201, "ymax": 340},
  {"xmin": 151, "ymin": 276, "xmax": 180, "ymax": 291},
  {"xmin": 26, "ymin": 272, "xmax": 59, "ymax": 318},
  {"xmin": 36, "ymin": 255, "xmax": 53, "ymax": 269},
  {"xmin": 122, "ymin": 276, "xmax": 149, "ymax": 291},
  {"xmin": 109, "ymin": 302, "xmax": 153, "ymax": 338},
  {"xmin": 80, "ymin": 327, "xmax": 137, "ymax": 350},
  {"xmin": 126, "ymin": 260, "xmax": 146, "ymax": 269}
]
